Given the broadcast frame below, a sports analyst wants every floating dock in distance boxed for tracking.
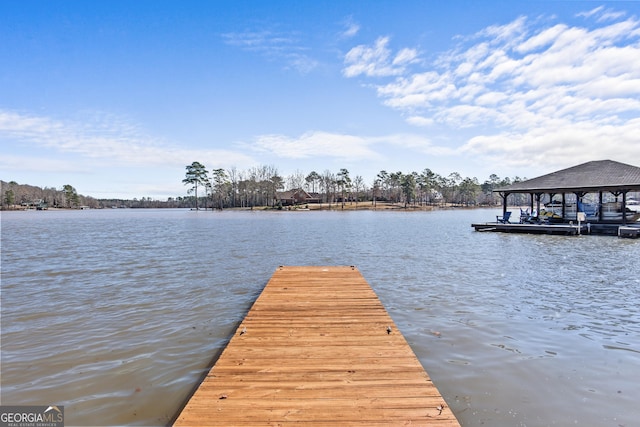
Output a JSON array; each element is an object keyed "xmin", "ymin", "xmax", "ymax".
[
  {"xmin": 472, "ymin": 222, "xmax": 588, "ymax": 235},
  {"xmin": 173, "ymin": 266, "xmax": 459, "ymax": 426},
  {"xmin": 618, "ymin": 225, "xmax": 640, "ymax": 238}
]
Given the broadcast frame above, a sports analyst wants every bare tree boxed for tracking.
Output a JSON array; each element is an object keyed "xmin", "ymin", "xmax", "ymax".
[
  {"xmin": 321, "ymin": 170, "xmax": 336, "ymax": 205},
  {"xmin": 208, "ymin": 168, "xmax": 229, "ymax": 209},
  {"xmin": 353, "ymin": 175, "xmax": 365, "ymax": 208},
  {"xmin": 286, "ymin": 169, "xmax": 307, "ymax": 191}
]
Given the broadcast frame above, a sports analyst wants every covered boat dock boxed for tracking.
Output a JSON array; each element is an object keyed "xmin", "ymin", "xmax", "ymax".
[{"xmin": 473, "ymin": 160, "xmax": 640, "ymax": 236}]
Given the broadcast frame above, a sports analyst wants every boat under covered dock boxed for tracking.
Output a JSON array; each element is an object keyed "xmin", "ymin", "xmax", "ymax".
[{"xmin": 473, "ymin": 160, "xmax": 640, "ymax": 237}]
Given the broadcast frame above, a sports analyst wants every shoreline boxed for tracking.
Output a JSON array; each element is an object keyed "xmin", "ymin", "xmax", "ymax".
[{"xmin": 2, "ymin": 202, "xmax": 492, "ymax": 212}]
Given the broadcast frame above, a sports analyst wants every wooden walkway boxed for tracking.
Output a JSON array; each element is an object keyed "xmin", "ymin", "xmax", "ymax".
[{"xmin": 174, "ymin": 266, "xmax": 459, "ymax": 426}]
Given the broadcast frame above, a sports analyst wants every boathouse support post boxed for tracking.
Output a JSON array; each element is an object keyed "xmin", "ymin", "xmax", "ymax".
[
  {"xmin": 562, "ymin": 193, "xmax": 566, "ymax": 219},
  {"xmin": 575, "ymin": 191, "xmax": 586, "ymax": 220},
  {"xmin": 500, "ymin": 192, "xmax": 508, "ymax": 216},
  {"xmin": 529, "ymin": 193, "xmax": 534, "ymax": 214},
  {"xmin": 535, "ymin": 193, "xmax": 543, "ymax": 217},
  {"xmin": 599, "ymin": 191, "xmax": 604, "ymax": 222}
]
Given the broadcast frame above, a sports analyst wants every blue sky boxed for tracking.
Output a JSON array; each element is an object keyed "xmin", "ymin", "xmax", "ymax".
[{"xmin": 2, "ymin": 1, "xmax": 640, "ymax": 199}]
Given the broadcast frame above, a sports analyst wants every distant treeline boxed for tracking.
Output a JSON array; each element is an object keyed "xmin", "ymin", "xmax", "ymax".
[
  {"xmin": 180, "ymin": 163, "xmax": 529, "ymax": 210},
  {"xmin": 0, "ymin": 180, "xmax": 190, "ymax": 210},
  {"xmin": 2, "ymin": 164, "xmax": 526, "ymax": 211}
]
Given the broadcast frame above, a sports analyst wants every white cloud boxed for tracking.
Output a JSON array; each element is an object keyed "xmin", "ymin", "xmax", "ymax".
[
  {"xmin": 222, "ymin": 30, "xmax": 297, "ymax": 51},
  {"xmin": 253, "ymin": 131, "xmax": 381, "ymax": 160},
  {"xmin": 462, "ymin": 118, "xmax": 640, "ymax": 170},
  {"xmin": 0, "ymin": 154, "xmax": 86, "ymax": 174},
  {"xmin": 251, "ymin": 130, "xmax": 449, "ymax": 161},
  {"xmin": 393, "ymin": 47, "xmax": 419, "ymax": 66},
  {"xmin": 287, "ymin": 56, "xmax": 319, "ymax": 74},
  {"xmin": 343, "ymin": 37, "xmax": 417, "ymax": 77},
  {"xmin": 376, "ymin": 71, "xmax": 456, "ymax": 108},
  {"xmin": 342, "ymin": 8, "xmax": 640, "ymax": 170},
  {"xmin": 341, "ymin": 19, "xmax": 360, "ymax": 38},
  {"xmin": 515, "ymin": 24, "xmax": 567, "ymax": 53},
  {"xmin": 597, "ymin": 10, "xmax": 627, "ymax": 23},
  {"xmin": 0, "ymin": 109, "xmax": 256, "ymax": 171},
  {"xmin": 577, "ymin": 6, "xmax": 626, "ymax": 23},
  {"xmin": 476, "ymin": 15, "xmax": 527, "ymax": 47},
  {"xmin": 382, "ymin": 133, "xmax": 454, "ymax": 155},
  {"xmin": 475, "ymin": 91, "xmax": 508, "ymax": 106},
  {"xmin": 222, "ymin": 30, "xmax": 318, "ymax": 74},
  {"xmin": 406, "ymin": 116, "xmax": 434, "ymax": 127},
  {"xmin": 577, "ymin": 6, "xmax": 605, "ymax": 19}
]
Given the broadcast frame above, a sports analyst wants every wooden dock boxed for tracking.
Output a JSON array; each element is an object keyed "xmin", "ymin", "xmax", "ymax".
[
  {"xmin": 174, "ymin": 266, "xmax": 459, "ymax": 426},
  {"xmin": 618, "ymin": 225, "xmax": 640, "ymax": 238},
  {"xmin": 472, "ymin": 222, "xmax": 588, "ymax": 235}
]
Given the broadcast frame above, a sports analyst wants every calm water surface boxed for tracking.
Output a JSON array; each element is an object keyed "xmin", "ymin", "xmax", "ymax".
[{"xmin": 2, "ymin": 208, "xmax": 639, "ymax": 426}]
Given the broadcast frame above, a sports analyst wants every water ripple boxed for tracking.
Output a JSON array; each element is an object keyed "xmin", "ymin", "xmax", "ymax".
[{"xmin": 2, "ymin": 208, "xmax": 639, "ymax": 426}]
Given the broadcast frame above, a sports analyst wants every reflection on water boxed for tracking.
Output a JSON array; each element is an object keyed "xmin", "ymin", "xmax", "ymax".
[{"xmin": 2, "ymin": 208, "xmax": 639, "ymax": 426}]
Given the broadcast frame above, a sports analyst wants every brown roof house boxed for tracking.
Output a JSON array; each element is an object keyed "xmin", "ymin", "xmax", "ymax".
[{"xmin": 275, "ymin": 189, "xmax": 320, "ymax": 206}]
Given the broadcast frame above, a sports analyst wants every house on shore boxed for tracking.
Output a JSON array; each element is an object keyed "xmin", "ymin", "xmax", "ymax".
[
  {"xmin": 493, "ymin": 160, "xmax": 640, "ymax": 231},
  {"xmin": 275, "ymin": 189, "xmax": 320, "ymax": 206}
]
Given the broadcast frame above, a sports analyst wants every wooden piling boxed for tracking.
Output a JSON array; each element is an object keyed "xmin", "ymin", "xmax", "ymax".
[{"xmin": 174, "ymin": 266, "xmax": 459, "ymax": 426}]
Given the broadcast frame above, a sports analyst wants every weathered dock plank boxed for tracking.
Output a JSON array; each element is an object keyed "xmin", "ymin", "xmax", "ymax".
[{"xmin": 173, "ymin": 266, "xmax": 459, "ymax": 426}]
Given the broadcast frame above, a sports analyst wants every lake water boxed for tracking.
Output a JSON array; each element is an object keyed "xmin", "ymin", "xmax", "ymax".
[{"xmin": 2, "ymin": 208, "xmax": 639, "ymax": 426}]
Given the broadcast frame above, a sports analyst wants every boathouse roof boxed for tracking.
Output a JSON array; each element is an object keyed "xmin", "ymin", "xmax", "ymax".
[{"xmin": 495, "ymin": 160, "xmax": 640, "ymax": 194}]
